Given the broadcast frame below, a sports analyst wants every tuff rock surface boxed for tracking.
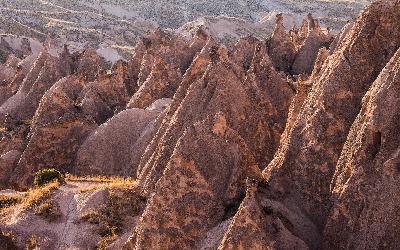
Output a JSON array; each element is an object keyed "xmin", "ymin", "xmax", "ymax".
[{"xmin": 1, "ymin": 1, "xmax": 400, "ymax": 249}]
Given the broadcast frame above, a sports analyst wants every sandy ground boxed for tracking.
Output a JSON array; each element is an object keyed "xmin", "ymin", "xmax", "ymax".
[{"xmin": 0, "ymin": 181, "xmax": 116, "ymax": 249}]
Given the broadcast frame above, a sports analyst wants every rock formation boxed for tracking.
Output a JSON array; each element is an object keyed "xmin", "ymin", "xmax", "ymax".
[
  {"xmin": 0, "ymin": 1, "xmax": 399, "ymax": 249},
  {"xmin": 221, "ymin": 1, "xmax": 400, "ymax": 249},
  {"xmin": 323, "ymin": 47, "xmax": 400, "ymax": 250}
]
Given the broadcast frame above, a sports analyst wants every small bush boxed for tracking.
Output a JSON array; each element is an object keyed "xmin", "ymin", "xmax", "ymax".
[
  {"xmin": 25, "ymin": 234, "xmax": 39, "ymax": 250},
  {"xmin": 0, "ymin": 195, "xmax": 21, "ymax": 210},
  {"xmin": 33, "ymin": 169, "xmax": 65, "ymax": 187},
  {"xmin": 34, "ymin": 200, "xmax": 61, "ymax": 222},
  {"xmin": 0, "ymin": 231, "xmax": 18, "ymax": 250},
  {"xmin": 80, "ymin": 210, "xmax": 101, "ymax": 224}
]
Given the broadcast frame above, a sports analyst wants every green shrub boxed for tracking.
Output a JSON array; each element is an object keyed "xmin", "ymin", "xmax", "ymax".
[{"xmin": 33, "ymin": 169, "xmax": 65, "ymax": 187}]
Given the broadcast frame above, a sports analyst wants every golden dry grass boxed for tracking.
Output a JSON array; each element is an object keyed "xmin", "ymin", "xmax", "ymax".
[
  {"xmin": 77, "ymin": 180, "xmax": 145, "ymax": 249},
  {"xmin": 0, "ymin": 181, "xmax": 60, "ymax": 215},
  {"xmin": 0, "ymin": 195, "xmax": 21, "ymax": 210},
  {"xmin": 22, "ymin": 181, "xmax": 60, "ymax": 209},
  {"xmin": 65, "ymin": 174, "xmax": 136, "ymax": 193}
]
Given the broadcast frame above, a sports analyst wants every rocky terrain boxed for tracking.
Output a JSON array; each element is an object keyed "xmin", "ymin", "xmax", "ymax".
[
  {"xmin": 0, "ymin": 0, "xmax": 399, "ymax": 249},
  {"xmin": 0, "ymin": 0, "xmax": 371, "ymax": 60}
]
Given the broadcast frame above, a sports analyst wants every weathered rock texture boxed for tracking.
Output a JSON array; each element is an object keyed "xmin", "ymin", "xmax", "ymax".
[
  {"xmin": 323, "ymin": 48, "xmax": 400, "ymax": 250},
  {"xmin": 126, "ymin": 30, "xmax": 294, "ymax": 249},
  {"xmin": 1, "ymin": 1, "xmax": 400, "ymax": 249},
  {"xmin": 221, "ymin": 1, "xmax": 400, "ymax": 249},
  {"xmin": 74, "ymin": 106, "xmax": 166, "ymax": 177}
]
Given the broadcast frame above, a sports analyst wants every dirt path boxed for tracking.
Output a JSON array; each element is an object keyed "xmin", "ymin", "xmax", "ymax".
[{"xmin": 1, "ymin": 180, "xmax": 108, "ymax": 249}]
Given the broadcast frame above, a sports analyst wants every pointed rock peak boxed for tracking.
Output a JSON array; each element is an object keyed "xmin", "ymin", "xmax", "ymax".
[
  {"xmin": 272, "ymin": 13, "xmax": 289, "ymax": 39},
  {"xmin": 194, "ymin": 25, "xmax": 209, "ymax": 41},
  {"xmin": 307, "ymin": 13, "xmax": 317, "ymax": 30},
  {"xmin": 291, "ymin": 15, "xmax": 312, "ymax": 46},
  {"xmin": 188, "ymin": 26, "xmax": 209, "ymax": 52},
  {"xmin": 234, "ymin": 36, "xmax": 261, "ymax": 53},
  {"xmin": 276, "ymin": 13, "xmax": 285, "ymax": 30},
  {"xmin": 232, "ymin": 36, "xmax": 262, "ymax": 70},
  {"xmin": 249, "ymin": 44, "xmax": 274, "ymax": 73}
]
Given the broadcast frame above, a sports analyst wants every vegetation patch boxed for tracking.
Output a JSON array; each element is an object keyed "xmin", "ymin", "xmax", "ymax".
[
  {"xmin": 34, "ymin": 199, "xmax": 62, "ymax": 222},
  {"xmin": 34, "ymin": 168, "xmax": 65, "ymax": 187},
  {"xmin": 0, "ymin": 195, "xmax": 21, "ymax": 211},
  {"xmin": 0, "ymin": 182, "xmax": 60, "ymax": 221},
  {"xmin": 79, "ymin": 185, "xmax": 146, "ymax": 249},
  {"xmin": 0, "ymin": 231, "xmax": 18, "ymax": 250},
  {"xmin": 25, "ymin": 234, "xmax": 39, "ymax": 250},
  {"xmin": 80, "ymin": 209, "xmax": 102, "ymax": 224},
  {"xmin": 23, "ymin": 181, "xmax": 60, "ymax": 210},
  {"xmin": 66, "ymin": 174, "xmax": 135, "ymax": 184},
  {"xmin": 65, "ymin": 174, "xmax": 136, "ymax": 193}
]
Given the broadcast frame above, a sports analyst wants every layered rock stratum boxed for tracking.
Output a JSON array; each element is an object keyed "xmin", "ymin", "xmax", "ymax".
[{"xmin": 0, "ymin": 0, "xmax": 399, "ymax": 249}]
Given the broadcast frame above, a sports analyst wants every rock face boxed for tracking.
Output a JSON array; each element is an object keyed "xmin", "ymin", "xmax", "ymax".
[
  {"xmin": 126, "ymin": 32, "xmax": 294, "ymax": 248},
  {"xmin": 1, "ymin": 1, "xmax": 400, "ymax": 249},
  {"xmin": 0, "ymin": 48, "xmax": 72, "ymax": 123},
  {"xmin": 268, "ymin": 13, "xmax": 333, "ymax": 75},
  {"xmin": 0, "ymin": 37, "xmax": 32, "ymax": 63},
  {"xmin": 291, "ymin": 14, "xmax": 333, "ymax": 75},
  {"xmin": 0, "ymin": 150, "xmax": 21, "ymax": 189},
  {"xmin": 323, "ymin": 48, "xmax": 400, "ymax": 249},
  {"xmin": 221, "ymin": 1, "xmax": 400, "ymax": 249},
  {"xmin": 74, "ymin": 106, "xmax": 166, "ymax": 177},
  {"xmin": 268, "ymin": 13, "xmax": 296, "ymax": 73},
  {"xmin": 127, "ymin": 28, "xmax": 204, "ymax": 109}
]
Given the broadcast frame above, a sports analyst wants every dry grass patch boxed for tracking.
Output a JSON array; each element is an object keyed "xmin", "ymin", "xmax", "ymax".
[
  {"xmin": 34, "ymin": 199, "xmax": 61, "ymax": 222},
  {"xmin": 66, "ymin": 174, "xmax": 136, "ymax": 184},
  {"xmin": 1, "ymin": 181, "xmax": 60, "ymax": 221},
  {"xmin": 22, "ymin": 181, "xmax": 60, "ymax": 209},
  {"xmin": 24, "ymin": 181, "xmax": 61, "ymax": 221},
  {"xmin": 79, "ymin": 185, "xmax": 146, "ymax": 249},
  {"xmin": 65, "ymin": 174, "xmax": 136, "ymax": 193},
  {"xmin": 0, "ymin": 195, "xmax": 21, "ymax": 211}
]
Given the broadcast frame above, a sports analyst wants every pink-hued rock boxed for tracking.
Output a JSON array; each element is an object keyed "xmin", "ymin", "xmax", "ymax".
[{"xmin": 323, "ymin": 48, "xmax": 400, "ymax": 250}]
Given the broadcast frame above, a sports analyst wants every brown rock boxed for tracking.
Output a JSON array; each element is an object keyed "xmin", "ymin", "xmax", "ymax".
[
  {"xmin": 219, "ymin": 180, "xmax": 309, "ymax": 250},
  {"xmin": 257, "ymin": 1, "xmax": 400, "ymax": 248},
  {"xmin": 74, "ymin": 48, "xmax": 106, "ymax": 82},
  {"xmin": 74, "ymin": 106, "xmax": 165, "ymax": 177},
  {"xmin": 10, "ymin": 76, "xmax": 97, "ymax": 189},
  {"xmin": 268, "ymin": 13, "xmax": 297, "ymax": 73},
  {"xmin": 131, "ymin": 113, "xmax": 261, "ymax": 249},
  {"xmin": 127, "ymin": 40, "xmax": 293, "ymax": 248},
  {"xmin": 127, "ymin": 58, "xmax": 182, "ymax": 109},
  {"xmin": 79, "ymin": 60, "xmax": 130, "ymax": 115},
  {"xmin": 0, "ymin": 150, "xmax": 21, "ymax": 189},
  {"xmin": 0, "ymin": 49, "xmax": 71, "ymax": 122},
  {"xmin": 323, "ymin": 48, "xmax": 400, "ymax": 249},
  {"xmin": 291, "ymin": 14, "xmax": 334, "ymax": 75}
]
